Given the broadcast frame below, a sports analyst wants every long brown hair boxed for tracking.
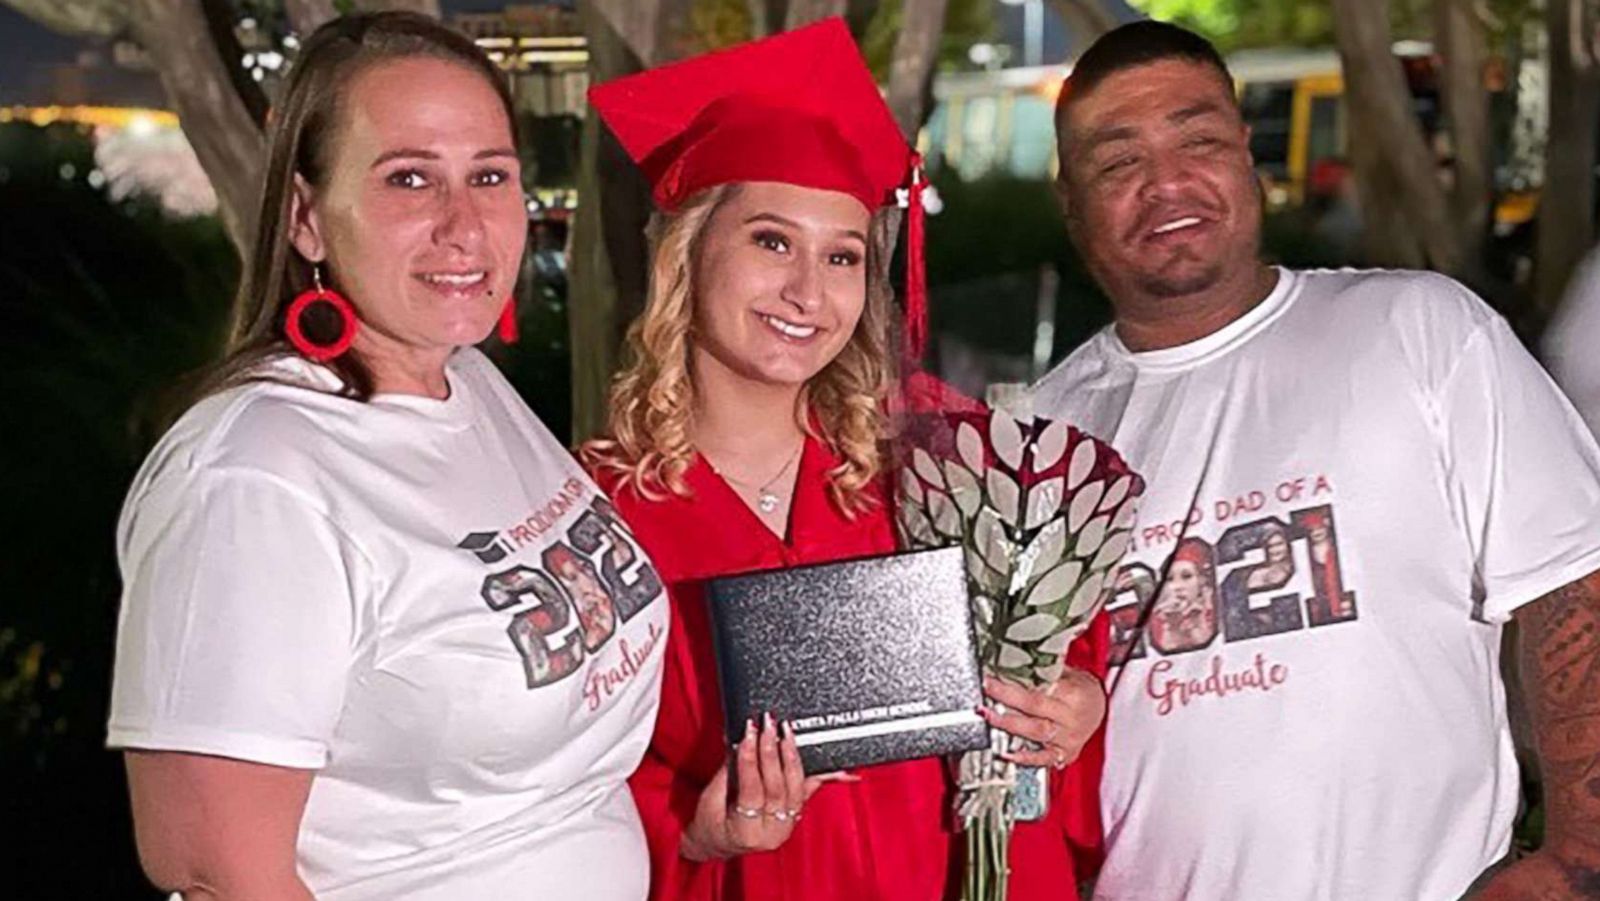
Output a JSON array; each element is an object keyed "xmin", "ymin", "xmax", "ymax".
[
  {"xmin": 581, "ymin": 184, "xmax": 896, "ymax": 512},
  {"xmin": 179, "ymin": 11, "xmax": 516, "ymax": 410}
]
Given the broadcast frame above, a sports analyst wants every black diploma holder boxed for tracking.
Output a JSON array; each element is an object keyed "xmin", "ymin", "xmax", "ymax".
[{"xmin": 705, "ymin": 545, "xmax": 990, "ymax": 773}]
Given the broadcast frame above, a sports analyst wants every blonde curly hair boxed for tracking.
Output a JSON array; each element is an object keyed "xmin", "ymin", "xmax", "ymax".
[{"xmin": 582, "ymin": 183, "xmax": 897, "ymax": 512}]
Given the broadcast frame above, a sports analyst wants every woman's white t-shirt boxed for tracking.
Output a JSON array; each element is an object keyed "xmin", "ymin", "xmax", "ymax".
[{"xmin": 109, "ymin": 348, "xmax": 669, "ymax": 900}]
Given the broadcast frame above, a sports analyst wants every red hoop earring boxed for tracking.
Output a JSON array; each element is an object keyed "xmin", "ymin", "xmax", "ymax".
[
  {"xmin": 285, "ymin": 265, "xmax": 358, "ymax": 361},
  {"xmin": 497, "ymin": 296, "xmax": 519, "ymax": 344}
]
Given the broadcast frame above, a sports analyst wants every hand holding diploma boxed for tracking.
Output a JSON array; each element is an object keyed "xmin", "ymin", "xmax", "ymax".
[{"xmin": 681, "ymin": 712, "xmax": 857, "ymax": 861}]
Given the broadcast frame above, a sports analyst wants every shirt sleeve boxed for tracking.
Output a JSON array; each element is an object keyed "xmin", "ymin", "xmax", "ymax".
[
  {"xmin": 1543, "ymin": 249, "xmax": 1600, "ymax": 438},
  {"xmin": 1436, "ymin": 314, "xmax": 1600, "ymax": 621},
  {"xmin": 108, "ymin": 467, "xmax": 369, "ymax": 768}
]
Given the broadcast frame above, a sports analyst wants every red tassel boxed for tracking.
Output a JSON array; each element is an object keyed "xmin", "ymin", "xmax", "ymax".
[
  {"xmin": 905, "ymin": 152, "xmax": 928, "ymax": 361},
  {"xmin": 497, "ymin": 298, "xmax": 519, "ymax": 344}
]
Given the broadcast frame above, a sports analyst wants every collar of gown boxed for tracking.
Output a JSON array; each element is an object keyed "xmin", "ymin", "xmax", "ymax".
[{"xmin": 651, "ymin": 431, "xmax": 891, "ymax": 584}]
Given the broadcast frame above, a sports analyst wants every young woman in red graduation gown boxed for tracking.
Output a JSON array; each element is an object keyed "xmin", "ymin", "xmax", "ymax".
[{"xmin": 582, "ymin": 20, "xmax": 1110, "ymax": 900}]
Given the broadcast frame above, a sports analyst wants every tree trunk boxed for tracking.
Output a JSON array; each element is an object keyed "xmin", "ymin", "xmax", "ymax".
[
  {"xmin": 285, "ymin": 0, "xmax": 340, "ymax": 33},
  {"xmin": 1536, "ymin": 0, "xmax": 1600, "ymax": 314},
  {"xmin": 5, "ymin": 0, "xmax": 451, "ymax": 262},
  {"xmin": 120, "ymin": 0, "xmax": 266, "ymax": 257},
  {"xmin": 786, "ymin": 0, "xmax": 847, "ymax": 29},
  {"xmin": 568, "ymin": 0, "xmax": 669, "ymax": 442},
  {"xmin": 747, "ymin": 0, "xmax": 773, "ymax": 36},
  {"xmin": 1328, "ymin": 0, "xmax": 1463, "ymax": 274},
  {"xmin": 1434, "ymin": 0, "xmax": 1492, "ymax": 284},
  {"xmin": 886, "ymin": 0, "xmax": 950, "ymax": 137}
]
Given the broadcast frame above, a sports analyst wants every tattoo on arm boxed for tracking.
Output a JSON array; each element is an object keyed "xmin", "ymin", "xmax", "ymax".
[{"xmin": 1519, "ymin": 568, "xmax": 1600, "ymax": 888}]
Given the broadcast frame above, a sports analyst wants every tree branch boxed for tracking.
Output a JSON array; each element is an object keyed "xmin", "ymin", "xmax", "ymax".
[
  {"xmin": 886, "ymin": 0, "xmax": 950, "ymax": 138},
  {"xmin": 127, "ymin": 0, "xmax": 267, "ymax": 256},
  {"xmin": 567, "ymin": 0, "xmax": 663, "ymax": 441},
  {"xmin": 283, "ymin": 0, "xmax": 339, "ymax": 35},
  {"xmin": 0, "ymin": 0, "xmax": 125, "ymax": 38},
  {"xmin": 1328, "ymin": 0, "xmax": 1462, "ymax": 273},
  {"xmin": 1434, "ymin": 0, "xmax": 1490, "ymax": 281}
]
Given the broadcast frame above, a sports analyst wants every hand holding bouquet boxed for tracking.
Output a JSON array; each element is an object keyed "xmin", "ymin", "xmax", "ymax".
[{"xmin": 895, "ymin": 408, "xmax": 1142, "ymax": 901}]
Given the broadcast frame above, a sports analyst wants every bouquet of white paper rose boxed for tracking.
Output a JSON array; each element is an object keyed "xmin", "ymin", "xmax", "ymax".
[{"xmin": 895, "ymin": 407, "xmax": 1142, "ymax": 901}]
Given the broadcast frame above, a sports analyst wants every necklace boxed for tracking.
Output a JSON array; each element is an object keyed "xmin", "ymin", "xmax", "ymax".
[{"xmin": 712, "ymin": 442, "xmax": 804, "ymax": 515}]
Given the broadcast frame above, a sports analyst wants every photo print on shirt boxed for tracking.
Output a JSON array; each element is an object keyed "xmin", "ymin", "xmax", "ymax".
[
  {"xmin": 1106, "ymin": 473, "xmax": 1360, "ymax": 716},
  {"xmin": 458, "ymin": 481, "xmax": 665, "ymax": 697}
]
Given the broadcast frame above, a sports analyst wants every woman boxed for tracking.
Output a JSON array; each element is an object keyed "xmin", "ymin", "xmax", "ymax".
[
  {"xmin": 107, "ymin": 13, "xmax": 667, "ymax": 900},
  {"xmin": 583, "ymin": 20, "xmax": 1109, "ymax": 900},
  {"xmin": 1150, "ymin": 538, "xmax": 1219, "ymax": 654}
]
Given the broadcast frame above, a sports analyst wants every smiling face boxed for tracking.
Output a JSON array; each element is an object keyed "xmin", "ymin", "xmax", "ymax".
[
  {"xmin": 1265, "ymin": 529, "xmax": 1290, "ymax": 563},
  {"xmin": 1152, "ymin": 556, "xmax": 1218, "ymax": 651},
  {"xmin": 289, "ymin": 56, "xmax": 526, "ymax": 366},
  {"xmin": 1158, "ymin": 560, "xmax": 1207, "ymax": 613},
  {"xmin": 689, "ymin": 181, "xmax": 871, "ymax": 389},
  {"xmin": 1058, "ymin": 58, "xmax": 1261, "ymax": 308}
]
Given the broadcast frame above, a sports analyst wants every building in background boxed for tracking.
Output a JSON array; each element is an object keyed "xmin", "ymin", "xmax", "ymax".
[{"xmin": 453, "ymin": 1, "xmax": 587, "ymax": 119}]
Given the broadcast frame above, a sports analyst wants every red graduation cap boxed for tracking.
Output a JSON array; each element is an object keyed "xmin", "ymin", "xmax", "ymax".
[{"xmin": 588, "ymin": 17, "xmax": 931, "ymax": 358}]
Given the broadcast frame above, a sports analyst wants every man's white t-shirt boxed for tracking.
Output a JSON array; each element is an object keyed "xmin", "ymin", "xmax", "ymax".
[
  {"xmin": 1544, "ymin": 246, "xmax": 1600, "ymax": 438},
  {"xmin": 1030, "ymin": 268, "xmax": 1600, "ymax": 901},
  {"xmin": 109, "ymin": 348, "xmax": 669, "ymax": 900}
]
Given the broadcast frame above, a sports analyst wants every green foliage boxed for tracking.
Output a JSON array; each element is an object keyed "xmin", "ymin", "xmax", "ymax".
[
  {"xmin": 683, "ymin": 0, "xmax": 756, "ymax": 53},
  {"xmin": 1130, "ymin": 0, "xmax": 1334, "ymax": 51},
  {"xmin": 680, "ymin": 0, "xmax": 993, "ymax": 65},
  {"xmin": 1127, "ymin": 0, "xmax": 1441, "ymax": 52}
]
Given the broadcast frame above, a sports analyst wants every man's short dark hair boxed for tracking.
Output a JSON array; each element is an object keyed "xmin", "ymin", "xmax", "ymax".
[{"xmin": 1057, "ymin": 21, "xmax": 1235, "ymax": 120}]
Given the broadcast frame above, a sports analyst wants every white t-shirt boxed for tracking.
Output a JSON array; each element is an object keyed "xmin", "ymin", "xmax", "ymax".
[
  {"xmin": 1030, "ymin": 268, "xmax": 1600, "ymax": 901},
  {"xmin": 1544, "ymin": 247, "xmax": 1600, "ymax": 438},
  {"xmin": 109, "ymin": 348, "xmax": 669, "ymax": 900}
]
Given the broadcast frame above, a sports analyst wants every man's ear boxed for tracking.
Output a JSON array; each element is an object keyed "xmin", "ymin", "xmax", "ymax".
[
  {"xmin": 287, "ymin": 173, "xmax": 326, "ymax": 265},
  {"xmin": 1052, "ymin": 172, "xmax": 1072, "ymax": 223}
]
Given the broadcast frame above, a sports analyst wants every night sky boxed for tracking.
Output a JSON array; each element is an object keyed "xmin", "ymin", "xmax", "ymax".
[{"xmin": 0, "ymin": 5, "xmax": 94, "ymax": 101}]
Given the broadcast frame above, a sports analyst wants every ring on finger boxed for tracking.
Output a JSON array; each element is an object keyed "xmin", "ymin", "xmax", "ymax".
[
  {"xmin": 1051, "ymin": 747, "xmax": 1068, "ymax": 770},
  {"xmin": 787, "ymin": 808, "xmax": 803, "ymax": 822},
  {"xmin": 768, "ymin": 808, "xmax": 791, "ymax": 823},
  {"xmin": 732, "ymin": 804, "xmax": 762, "ymax": 819}
]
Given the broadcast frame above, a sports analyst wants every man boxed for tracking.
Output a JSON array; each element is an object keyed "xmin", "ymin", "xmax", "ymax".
[{"xmin": 1033, "ymin": 21, "xmax": 1600, "ymax": 900}]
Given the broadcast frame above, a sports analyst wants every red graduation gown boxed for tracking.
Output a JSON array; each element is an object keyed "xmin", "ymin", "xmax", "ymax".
[{"xmin": 600, "ymin": 437, "xmax": 1106, "ymax": 900}]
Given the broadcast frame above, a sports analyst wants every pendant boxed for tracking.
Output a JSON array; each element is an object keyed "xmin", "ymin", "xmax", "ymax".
[{"xmin": 757, "ymin": 490, "xmax": 780, "ymax": 514}]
